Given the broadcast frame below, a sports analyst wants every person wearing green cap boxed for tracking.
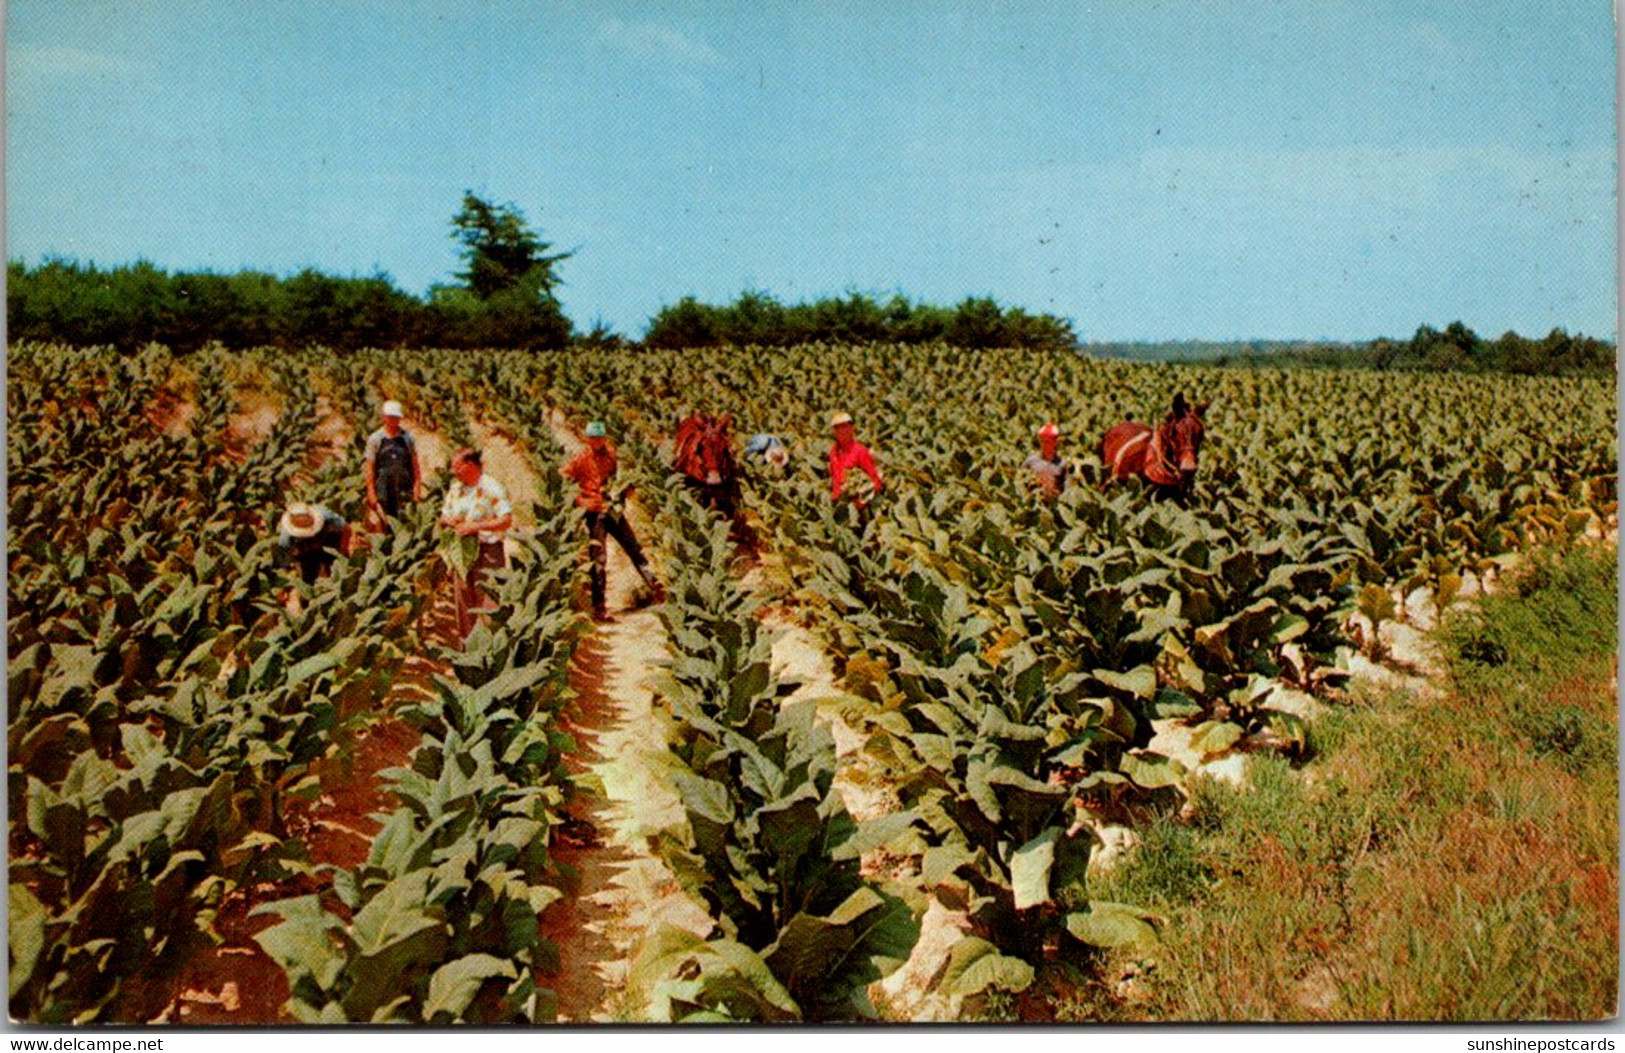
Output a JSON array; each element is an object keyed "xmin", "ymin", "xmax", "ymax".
[{"xmin": 562, "ymin": 421, "xmax": 663, "ymax": 620}]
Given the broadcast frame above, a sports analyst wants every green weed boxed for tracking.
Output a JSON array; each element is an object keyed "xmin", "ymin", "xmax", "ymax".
[{"xmin": 1090, "ymin": 814, "xmax": 1212, "ymax": 909}]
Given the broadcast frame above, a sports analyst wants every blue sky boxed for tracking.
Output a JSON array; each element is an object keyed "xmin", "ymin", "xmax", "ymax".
[{"xmin": 6, "ymin": 1, "xmax": 1618, "ymax": 341}]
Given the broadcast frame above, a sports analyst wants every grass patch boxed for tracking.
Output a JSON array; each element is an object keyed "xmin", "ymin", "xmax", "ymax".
[
  {"xmin": 1067, "ymin": 544, "xmax": 1618, "ymax": 1022},
  {"xmin": 1090, "ymin": 813, "xmax": 1212, "ymax": 909}
]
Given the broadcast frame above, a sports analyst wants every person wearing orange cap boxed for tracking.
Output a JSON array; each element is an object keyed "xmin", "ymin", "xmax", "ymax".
[
  {"xmin": 827, "ymin": 411, "xmax": 883, "ymax": 506},
  {"xmin": 1023, "ymin": 421, "xmax": 1070, "ymax": 500}
]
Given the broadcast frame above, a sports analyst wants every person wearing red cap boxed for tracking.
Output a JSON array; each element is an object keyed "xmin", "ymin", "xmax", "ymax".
[
  {"xmin": 439, "ymin": 447, "xmax": 513, "ymax": 632},
  {"xmin": 1023, "ymin": 422, "xmax": 1070, "ymax": 500},
  {"xmin": 827, "ymin": 411, "xmax": 883, "ymax": 505}
]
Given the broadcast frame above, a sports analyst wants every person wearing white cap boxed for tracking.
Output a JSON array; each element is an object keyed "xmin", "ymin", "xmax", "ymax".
[
  {"xmin": 1023, "ymin": 421, "xmax": 1069, "ymax": 500},
  {"xmin": 364, "ymin": 400, "xmax": 423, "ymax": 525},
  {"xmin": 827, "ymin": 410, "xmax": 883, "ymax": 506},
  {"xmin": 278, "ymin": 502, "xmax": 351, "ymax": 585}
]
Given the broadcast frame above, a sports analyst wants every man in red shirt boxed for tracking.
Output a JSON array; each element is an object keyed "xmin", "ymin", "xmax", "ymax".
[
  {"xmin": 562, "ymin": 421, "xmax": 663, "ymax": 620},
  {"xmin": 827, "ymin": 411, "xmax": 883, "ymax": 506}
]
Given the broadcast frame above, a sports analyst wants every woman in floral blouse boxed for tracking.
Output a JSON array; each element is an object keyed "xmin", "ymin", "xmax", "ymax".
[{"xmin": 439, "ymin": 447, "xmax": 513, "ymax": 629}]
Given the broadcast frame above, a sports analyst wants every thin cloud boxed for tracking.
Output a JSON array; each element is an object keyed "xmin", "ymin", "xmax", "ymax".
[
  {"xmin": 9, "ymin": 44, "xmax": 144, "ymax": 78},
  {"xmin": 597, "ymin": 18, "xmax": 721, "ymax": 68},
  {"xmin": 1411, "ymin": 21, "xmax": 1464, "ymax": 65}
]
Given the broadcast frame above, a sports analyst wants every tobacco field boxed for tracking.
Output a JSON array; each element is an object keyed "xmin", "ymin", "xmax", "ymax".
[{"xmin": 7, "ymin": 340, "xmax": 1617, "ymax": 1024}]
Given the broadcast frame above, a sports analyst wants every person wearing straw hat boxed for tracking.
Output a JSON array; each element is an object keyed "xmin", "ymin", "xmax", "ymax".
[
  {"xmin": 278, "ymin": 502, "xmax": 351, "ymax": 585},
  {"xmin": 364, "ymin": 399, "xmax": 424, "ymax": 526},
  {"xmin": 826, "ymin": 410, "xmax": 883, "ymax": 506},
  {"xmin": 562, "ymin": 420, "xmax": 663, "ymax": 621},
  {"xmin": 1023, "ymin": 421, "xmax": 1070, "ymax": 500}
]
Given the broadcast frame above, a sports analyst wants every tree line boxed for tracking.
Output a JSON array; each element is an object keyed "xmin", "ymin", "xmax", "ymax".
[
  {"xmin": 1203, "ymin": 322, "xmax": 1615, "ymax": 377},
  {"xmin": 6, "ymin": 194, "xmax": 575, "ymax": 352},
  {"xmin": 642, "ymin": 290, "xmax": 1079, "ymax": 351},
  {"xmin": 6, "ymin": 188, "xmax": 1610, "ymax": 371},
  {"xmin": 6, "ymin": 261, "xmax": 1081, "ymax": 354}
]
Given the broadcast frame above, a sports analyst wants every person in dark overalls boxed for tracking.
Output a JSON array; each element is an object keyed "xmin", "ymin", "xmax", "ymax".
[{"xmin": 364, "ymin": 400, "xmax": 423, "ymax": 526}]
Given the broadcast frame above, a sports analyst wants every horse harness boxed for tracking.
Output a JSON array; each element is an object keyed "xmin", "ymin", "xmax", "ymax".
[{"xmin": 1108, "ymin": 429, "xmax": 1147, "ymax": 478}]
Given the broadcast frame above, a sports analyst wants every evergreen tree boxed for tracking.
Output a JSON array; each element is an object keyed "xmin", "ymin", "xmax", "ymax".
[{"xmin": 449, "ymin": 192, "xmax": 571, "ymax": 302}]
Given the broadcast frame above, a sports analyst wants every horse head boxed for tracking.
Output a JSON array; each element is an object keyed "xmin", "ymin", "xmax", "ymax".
[
  {"xmin": 675, "ymin": 412, "xmax": 738, "ymax": 486},
  {"xmin": 1155, "ymin": 394, "xmax": 1208, "ymax": 491}
]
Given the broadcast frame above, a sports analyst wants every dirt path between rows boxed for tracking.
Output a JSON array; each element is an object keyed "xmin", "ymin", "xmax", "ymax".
[
  {"xmin": 146, "ymin": 378, "xmax": 196, "ymax": 438},
  {"xmin": 225, "ymin": 401, "xmax": 281, "ymax": 459},
  {"xmin": 151, "ymin": 404, "xmax": 458, "ymax": 1025},
  {"xmin": 537, "ymin": 408, "xmax": 710, "ymax": 1022},
  {"xmin": 469, "ymin": 417, "xmax": 540, "ymax": 529}
]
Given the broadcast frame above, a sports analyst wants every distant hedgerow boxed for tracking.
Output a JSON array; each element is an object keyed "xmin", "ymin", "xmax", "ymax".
[{"xmin": 643, "ymin": 290, "xmax": 1079, "ymax": 352}]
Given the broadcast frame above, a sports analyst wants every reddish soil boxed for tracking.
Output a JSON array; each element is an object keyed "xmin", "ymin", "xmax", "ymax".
[
  {"xmin": 286, "ymin": 718, "xmax": 424, "ymax": 870},
  {"xmin": 224, "ymin": 403, "xmax": 280, "ymax": 461},
  {"xmin": 149, "ymin": 716, "xmax": 426, "ymax": 1025},
  {"xmin": 143, "ymin": 534, "xmax": 460, "ymax": 1025},
  {"xmin": 145, "ymin": 389, "xmax": 197, "ymax": 438},
  {"xmin": 541, "ymin": 632, "xmax": 638, "ymax": 1020}
]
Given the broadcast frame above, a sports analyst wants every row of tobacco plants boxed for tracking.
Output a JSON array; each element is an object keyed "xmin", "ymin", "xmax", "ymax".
[
  {"xmin": 628, "ymin": 428, "xmax": 918, "ymax": 1022},
  {"xmin": 8, "ymin": 344, "xmax": 589, "ymax": 1022},
  {"xmin": 248, "ymin": 355, "xmax": 590, "ymax": 1022},
  {"xmin": 9, "ymin": 345, "xmax": 437, "ymax": 1021}
]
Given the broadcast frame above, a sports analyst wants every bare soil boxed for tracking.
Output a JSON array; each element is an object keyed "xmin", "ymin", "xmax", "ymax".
[
  {"xmin": 155, "ymin": 717, "xmax": 424, "ymax": 1025},
  {"xmin": 469, "ymin": 417, "xmax": 542, "ymax": 529},
  {"xmin": 225, "ymin": 401, "xmax": 280, "ymax": 460},
  {"xmin": 145, "ymin": 404, "xmax": 458, "ymax": 1025},
  {"xmin": 146, "ymin": 390, "xmax": 197, "ymax": 438},
  {"xmin": 307, "ymin": 394, "xmax": 355, "ymax": 472},
  {"xmin": 537, "ymin": 406, "xmax": 706, "ymax": 1022}
]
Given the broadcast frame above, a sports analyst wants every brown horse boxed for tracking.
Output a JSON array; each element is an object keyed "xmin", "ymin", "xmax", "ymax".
[
  {"xmin": 1100, "ymin": 393, "xmax": 1209, "ymax": 502},
  {"xmin": 674, "ymin": 412, "xmax": 742, "ymax": 520}
]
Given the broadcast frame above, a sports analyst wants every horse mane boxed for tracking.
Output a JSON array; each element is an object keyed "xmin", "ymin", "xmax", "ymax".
[{"xmin": 674, "ymin": 413, "xmax": 737, "ymax": 482}]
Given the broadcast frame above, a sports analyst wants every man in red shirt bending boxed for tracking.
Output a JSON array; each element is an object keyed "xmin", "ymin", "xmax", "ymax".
[{"xmin": 827, "ymin": 411, "xmax": 884, "ymax": 507}]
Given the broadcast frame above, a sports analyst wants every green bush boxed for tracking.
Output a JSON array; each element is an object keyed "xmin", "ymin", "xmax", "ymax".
[{"xmin": 643, "ymin": 289, "xmax": 1078, "ymax": 351}]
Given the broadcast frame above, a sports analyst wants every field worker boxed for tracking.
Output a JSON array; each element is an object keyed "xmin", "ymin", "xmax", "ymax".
[
  {"xmin": 278, "ymin": 501, "xmax": 352, "ymax": 585},
  {"xmin": 364, "ymin": 400, "xmax": 424, "ymax": 525},
  {"xmin": 439, "ymin": 448, "xmax": 513, "ymax": 621},
  {"xmin": 745, "ymin": 432, "xmax": 790, "ymax": 469},
  {"xmin": 1023, "ymin": 421, "xmax": 1070, "ymax": 499},
  {"xmin": 827, "ymin": 411, "xmax": 883, "ymax": 506},
  {"xmin": 562, "ymin": 421, "xmax": 664, "ymax": 621}
]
